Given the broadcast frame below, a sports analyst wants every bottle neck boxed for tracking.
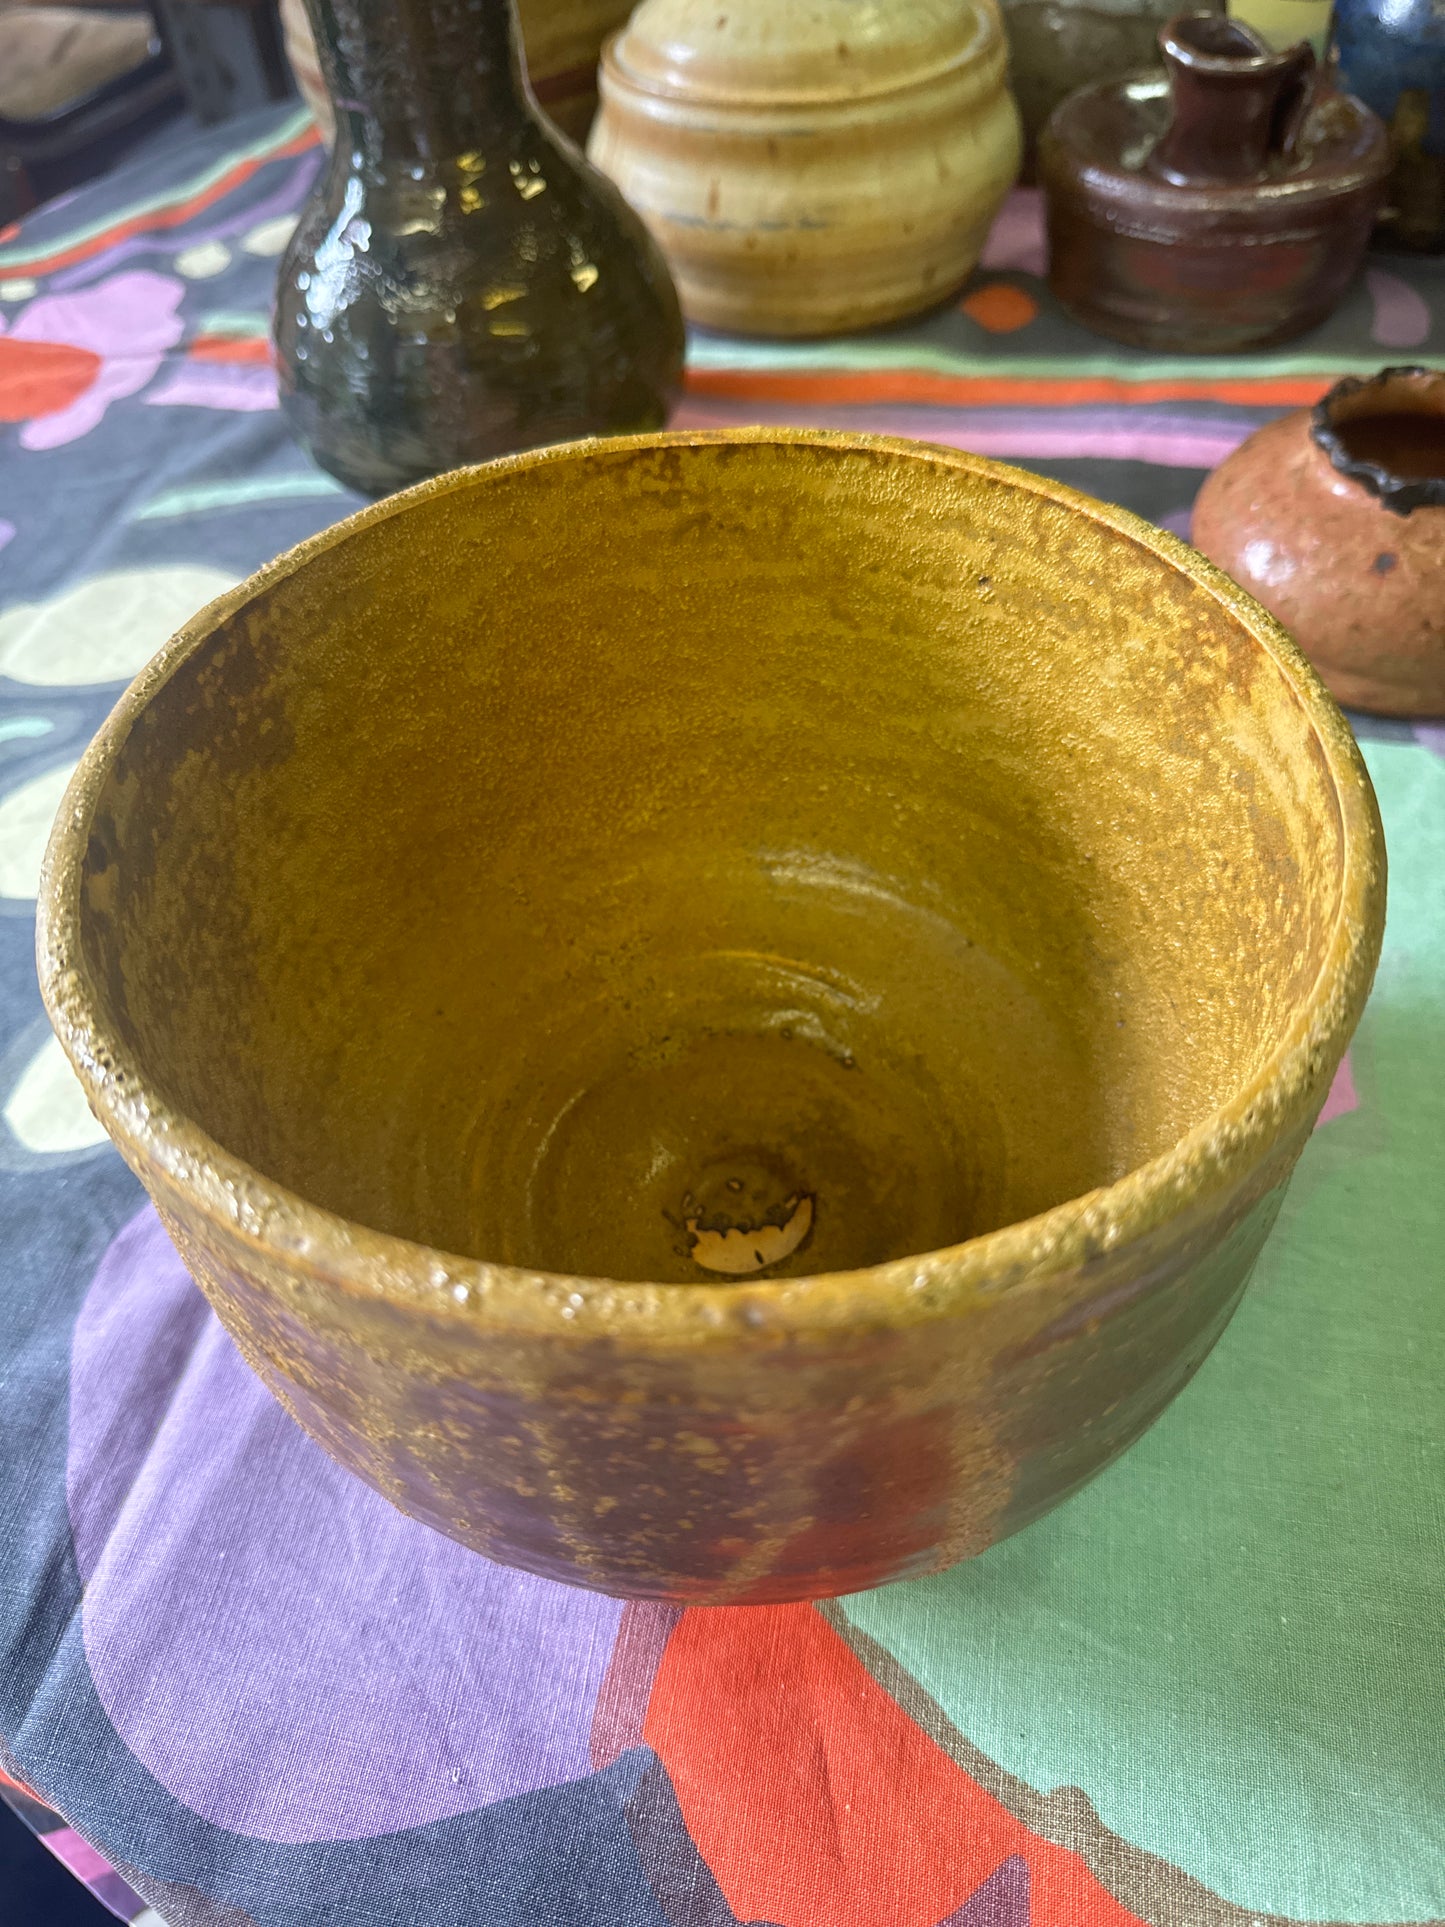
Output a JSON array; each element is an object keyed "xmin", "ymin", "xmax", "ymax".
[
  {"xmin": 1150, "ymin": 13, "xmax": 1314, "ymax": 184},
  {"xmin": 307, "ymin": 0, "xmax": 527, "ymax": 164}
]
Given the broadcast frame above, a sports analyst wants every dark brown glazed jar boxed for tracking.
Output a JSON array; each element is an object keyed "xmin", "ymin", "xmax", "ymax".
[
  {"xmin": 274, "ymin": 0, "xmax": 685, "ymax": 497},
  {"xmin": 1192, "ymin": 365, "xmax": 1445, "ymax": 715},
  {"xmin": 1039, "ymin": 12, "xmax": 1391, "ymax": 351}
]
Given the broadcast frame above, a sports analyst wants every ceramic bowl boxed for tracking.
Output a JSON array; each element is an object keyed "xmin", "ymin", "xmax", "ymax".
[
  {"xmin": 38, "ymin": 432, "xmax": 1384, "ymax": 1604},
  {"xmin": 586, "ymin": 0, "xmax": 1021, "ymax": 335}
]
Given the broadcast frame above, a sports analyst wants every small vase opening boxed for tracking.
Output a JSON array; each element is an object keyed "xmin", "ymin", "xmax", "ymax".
[
  {"xmin": 1312, "ymin": 365, "xmax": 1445, "ymax": 515},
  {"xmin": 1150, "ymin": 8, "xmax": 1315, "ymax": 184}
]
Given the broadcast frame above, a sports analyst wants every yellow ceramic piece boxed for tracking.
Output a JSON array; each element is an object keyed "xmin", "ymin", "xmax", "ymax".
[
  {"xmin": 38, "ymin": 432, "xmax": 1384, "ymax": 1604},
  {"xmin": 1227, "ymin": 0, "xmax": 1333, "ymax": 53},
  {"xmin": 586, "ymin": 0, "xmax": 1022, "ymax": 335}
]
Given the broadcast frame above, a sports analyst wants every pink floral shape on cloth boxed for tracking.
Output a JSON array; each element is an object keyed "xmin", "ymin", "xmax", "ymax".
[
  {"xmin": 1317, "ymin": 1049, "xmax": 1358, "ymax": 1127},
  {"xmin": 0, "ymin": 270, "xmax": 184, "ymax": 449},
  {"xmin": 66, "ymin": 1208, "xmax": 623, "ymax": 1843},
  {"xmin": 1364, "ymin": 268, "xmax": 1432, "ymax": 350},
  {"xmin": 978, "ymin": 190, "xmax": 1047, "ymax": 279},
  {"xmin": 145, "ymin": 361, "xmax": 278, "ymax": 411}
]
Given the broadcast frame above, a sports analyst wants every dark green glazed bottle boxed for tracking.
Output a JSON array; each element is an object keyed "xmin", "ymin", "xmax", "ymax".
[{"xmin": 274, "ymin": 0, "xmax": 685, "ymax": 496}]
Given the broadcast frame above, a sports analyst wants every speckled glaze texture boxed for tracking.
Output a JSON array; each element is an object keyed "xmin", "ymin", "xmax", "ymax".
[
  {"xmin": 586, "ymin": 0, "xmax": 1022, "ymax": 336},
  {"xmin": 1040, "ymin": 12, "xmax": 1390, "ymax": 351},
  {"xmin": 273, "ymin": 0, "xmax": 684, "ymax": 497},
  {"xmin": 1193, "ymin": 365, "xmax": 1445, "ymax": 715},
  {"xmin": 281, "ymin": 0, "xmax": 636, "ymax": 144},
  {"xmin": 38, "ymin": 432, "xmax": 1384, "ymax": 1603}
]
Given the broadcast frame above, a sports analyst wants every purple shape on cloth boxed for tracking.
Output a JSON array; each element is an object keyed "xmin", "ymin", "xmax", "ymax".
[
  {"xmin": 1416, "ymin": 723, "xmax": 1445, "ymax": 759},
  {"xmin": 591, "ymin": 1603, "xmax": 683, "ymax": 1771},
  {"xmin": 1365, "ymin": 269, "xmax": 1433, "ymax": 350},
  {"xmin": 672, "ymin": 397, "xmax": 1253, "ymax": 470},
  {"xmin": 144, "ymin": 361, "xmax": 278, "ymax": 411},
  {"xmin": 939, "ymin": 1855, "xmax": 1030, "ymax": 1927},
  {"xmin": 4, "ymin": 271, "xmax": 184, "ymax": 448},
  {"xmin": 979, "ymin": 190, "xmax": 1046, "ymax": 278},
  {"xmin": 1157, "ymin": 506, "xmax": 1196, "ymax": 538},
  {"xmin": 928, "ymin": 418, "xmax": 1248, "ymax": 466},
  {"xmin": 0, "ymin": 518, "xmax": 14, "ymax": 551},
  {"xmin": 67, "ymin": 1207, "xmax": 624, "ymax": 1843}
]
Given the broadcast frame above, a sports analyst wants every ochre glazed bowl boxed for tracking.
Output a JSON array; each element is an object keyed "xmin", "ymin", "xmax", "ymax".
[{"xmin": 38, "ymin": 433, "xmax": 1384, "ymax": 1604}]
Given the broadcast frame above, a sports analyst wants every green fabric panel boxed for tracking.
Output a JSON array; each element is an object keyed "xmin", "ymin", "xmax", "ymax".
[{"xmin": 845, "ymin": 739, "xmax": 1445, "ymax": 1921}]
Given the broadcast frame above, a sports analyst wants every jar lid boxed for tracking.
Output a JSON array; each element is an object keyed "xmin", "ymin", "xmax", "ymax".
[{"xmin": 604, "ymin": 0, "xmax": 997, "ymax": 106}]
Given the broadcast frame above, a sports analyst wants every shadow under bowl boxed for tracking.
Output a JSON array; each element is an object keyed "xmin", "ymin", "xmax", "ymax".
[{"xmin": 38, "ymin": 431, "xmax": 1384, "ymax": 1602}]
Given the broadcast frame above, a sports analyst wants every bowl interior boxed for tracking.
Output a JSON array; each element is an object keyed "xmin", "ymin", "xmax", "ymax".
[{"xmin": 77, "ymin": 437, "xmax": 1345, "ymax": 1285}]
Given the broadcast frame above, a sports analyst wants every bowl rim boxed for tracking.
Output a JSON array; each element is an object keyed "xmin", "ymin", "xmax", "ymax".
[{"xmin": 37, "ymin": 429, "xmax": 1386, "ymax": 1342}]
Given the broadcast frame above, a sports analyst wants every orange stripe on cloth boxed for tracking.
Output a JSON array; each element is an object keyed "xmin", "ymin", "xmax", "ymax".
[
  {"xmin": 0, "ymin": 127, "xmax": 320, "ymax": 277},
  {"xmin": 0, "ymin": 1759, "xmax": 47, "ymax": 1804},
  {"xmin": 189, "ymin": 334, "xmax": 274, "ymax": 365},
  {"xmin": 644, "ymin": 1603, "xmax": 1146, "ymax": 1927},
  {"xmin": 684, "ymin": 366, "xmax": 1336, "ymax": 408}
]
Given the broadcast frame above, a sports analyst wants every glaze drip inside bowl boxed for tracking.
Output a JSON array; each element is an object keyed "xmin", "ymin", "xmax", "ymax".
[{"xmin": 58, "ymin": 436, "xmax": 1362, "ymax": 1287}]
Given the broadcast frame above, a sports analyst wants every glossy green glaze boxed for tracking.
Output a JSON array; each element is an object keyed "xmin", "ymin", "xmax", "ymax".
[{"xmin": 274, "ymin": 0, "xmax": 684, "ymax": 495}]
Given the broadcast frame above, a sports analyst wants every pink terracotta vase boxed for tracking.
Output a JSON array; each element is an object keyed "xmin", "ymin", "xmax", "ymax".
[{"xmin": 1192, "ymin": 365, "xmax": 1445, "ymax": 715}]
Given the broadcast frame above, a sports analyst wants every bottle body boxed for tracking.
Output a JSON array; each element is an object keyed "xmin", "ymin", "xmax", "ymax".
[{"xmin": 275, "ymin": 0, "xmax": 684, "ymax": 496}]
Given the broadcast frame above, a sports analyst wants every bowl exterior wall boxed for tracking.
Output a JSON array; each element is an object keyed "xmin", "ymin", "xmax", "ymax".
[{"xmin": 139, "ymin": 1133, "xmax": 1302, "ymax": 1603}]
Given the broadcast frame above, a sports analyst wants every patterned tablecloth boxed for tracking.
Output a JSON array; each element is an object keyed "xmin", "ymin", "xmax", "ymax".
[{"xmin": 1, "ymin": 104, "xmax": 1443, "ymax": 1927}]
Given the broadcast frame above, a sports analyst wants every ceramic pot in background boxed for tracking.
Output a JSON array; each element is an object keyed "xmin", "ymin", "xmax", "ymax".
[
  {"xmin": 1040, "ymin": 12, "xmax": 1390, "ymax": 351},
  {"xmin": 587, "ymin": 0, "xmax": 1021, "ymax": 336},
  {"xmin": 279, "ymin": 0, "xmax": 634, "ymax": 144},
  {"xmin": 1332, "ymin": 0, "xmax": 1445, "ymax": 253},
  {"xmin": 998, "ymin": 0, "xmax": 1221, "ymax": 170},
  {"xmin": 38, "ymin": 432, "xmax": 1384, "ymax": 1603},
  {"xmin": 273, "ymin": 0, "xmax": 683, "ymax": 497},
  {"xmin": 1192, "ymin": 365, "xmax": 1445, "ymax": 715}
]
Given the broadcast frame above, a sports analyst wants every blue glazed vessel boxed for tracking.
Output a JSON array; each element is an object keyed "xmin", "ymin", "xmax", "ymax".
[{"xmin": 1333, "ymin": 0, "xmax": 1445, "ymax": 250}]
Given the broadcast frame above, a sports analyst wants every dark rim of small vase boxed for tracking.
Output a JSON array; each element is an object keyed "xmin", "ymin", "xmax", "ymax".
[
  {"xmin": 1160, "ymin": 12, "xmax": 1277, "ymax": 70},
  {"xmin": 1311, "ymin": 365, "xmax": 1445, "ymax": 517}
]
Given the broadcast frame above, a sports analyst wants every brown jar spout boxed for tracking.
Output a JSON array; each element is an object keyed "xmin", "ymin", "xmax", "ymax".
[{"xmin": 1150, "ymin": 11, "xmax": 1315, "ymax": 184}]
